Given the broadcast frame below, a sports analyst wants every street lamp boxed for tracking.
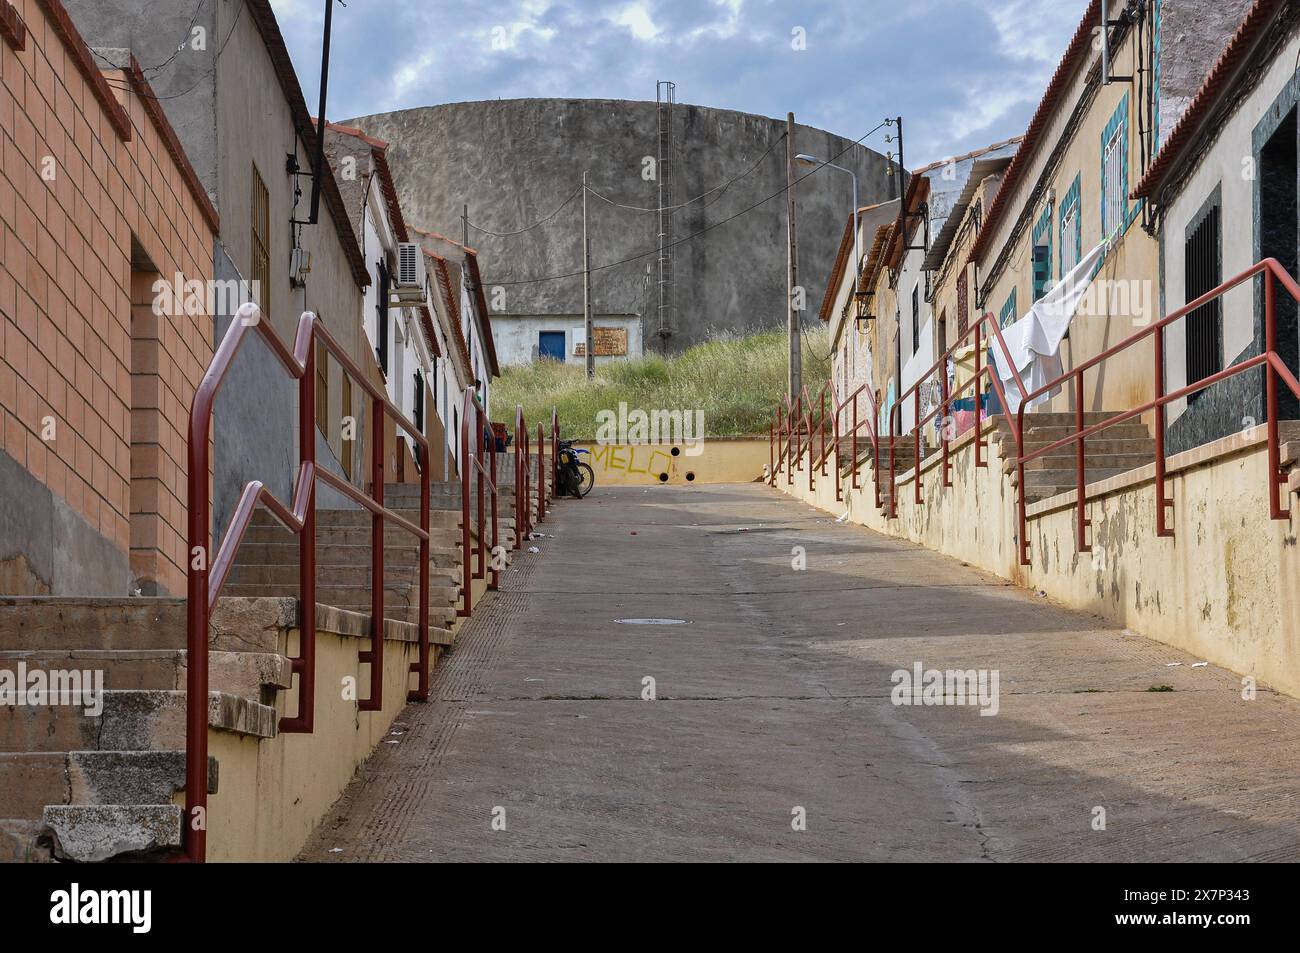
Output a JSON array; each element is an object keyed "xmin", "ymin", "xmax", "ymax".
[{"xmin": 796, "ymin": 154, "xmax": 859, "ymax": 300}]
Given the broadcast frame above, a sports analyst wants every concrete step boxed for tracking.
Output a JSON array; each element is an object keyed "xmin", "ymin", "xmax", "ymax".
[
  {"xmin": 0, "ymin": 597, "xmax": 296, "ymax": 655},
  {"xmin": 225, "ymin": 562, "xmax": 460, "ymax": 589},
  {"xmin": 0, "ymin": 750, "xmax": 218, "ymax": 819},
  {"xmin": 0, "ymin": 649, "xmax": 292, "ymax": 700},
  {"xmin": 40, "ymin": 804, "xmax": 183, "ymax": 862},
  {"xmin": 1018, "ymin": 411, "xmax": 1139, "ymax": 426},
  {"xmin": 1012, "ymin": 466, "xmax": 1135, "ymax": 488},
  {"xmin": 0, "ymin": 819, "xmax": 52, "ymax": 862},
  {"xmin": 327, "ymin": 604, "xmax": 459, "ymax": 628},
  {"xmin": 231, "ymin": 541, "xmax": 462, "ymax": 569},
  {"xmin": 1020, "ymin": 451, "xmax": 1154, "ymax": 473},
  {"xmin": 221, "ymin": 583, "xmax": 459, "ymax": 610},
  {"xmin": 0, "ymin": 598, "xmax": 187, "ymax": 652},
  {"xmin": 0, "ymin": 690, "xmax": 276, "ymax": 753},
  {"xmin": 1020, "ymin": 424, "xmax": 1153, "ymax": 443},
  {"xmin": 239, "ymin": 524, "xmax": 450, "ymax": 547}
]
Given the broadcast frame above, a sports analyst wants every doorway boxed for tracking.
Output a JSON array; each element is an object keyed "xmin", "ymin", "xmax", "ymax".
[{"xmin": 539, "ymin": 331, "xmax": 566, "ymax": 362}]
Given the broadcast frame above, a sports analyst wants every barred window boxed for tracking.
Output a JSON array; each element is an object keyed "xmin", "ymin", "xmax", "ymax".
[{"xmin": 251, "ymin": 163, "xmax": 270, "ymax": 319}]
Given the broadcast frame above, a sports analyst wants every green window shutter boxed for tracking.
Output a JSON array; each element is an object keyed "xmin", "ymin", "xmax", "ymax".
[{"xmin": 999, "ymin": 289, "xmax": 1018, "ymax": 328}]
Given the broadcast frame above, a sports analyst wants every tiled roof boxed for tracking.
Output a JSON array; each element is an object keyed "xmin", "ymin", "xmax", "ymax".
[
  {"xmin": 461, "ymin": 251, "xmax": 500, "ymax": 377},
  {"xmin": 911, "ymin": 135, "xmax": 1025, "ymax": 176},
  {"xmin": 1, "ymin": 0, "xmax": 26, "ymax": 50},
  {"xmin": 416, "ymin": 228, "xmax": 498, "ymax": 377},
  {"xmin": 321, "ymin": 120, "xmax": 408, "ymax": 243},
  {"xmin": 426, "ymin": 251, "xmax": 473, "ymax": 376},
  {"xmin": 970, "ymin": 0, "xmax": 1102, "ymax": 263},
  {"xmin": 817, "ymin": 201, "xmax": 896, "ymax": 323},
  {"xmin": 1132, "ymin": 0, "xmax": 1289, "ymax": 200},
  {"xmin": 861, "ymin": 223, "xmax": 896, "ymax": 303}
]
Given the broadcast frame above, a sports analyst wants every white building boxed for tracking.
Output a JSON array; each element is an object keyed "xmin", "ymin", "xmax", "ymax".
[{"xmin": 1133, "ymin": 0, "xmax": 1300, "ymax": 455}]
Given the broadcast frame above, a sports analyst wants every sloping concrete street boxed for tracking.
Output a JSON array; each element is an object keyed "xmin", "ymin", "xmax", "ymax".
[{"xmin": 302, "ymin": 484, "xmax": 1300, "ymax": 862}]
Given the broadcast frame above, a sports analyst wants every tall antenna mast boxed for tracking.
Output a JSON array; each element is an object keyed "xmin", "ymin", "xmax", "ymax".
[{"xmin": 655, "ymin": 80, "xmax": 676, "ymax": 345}]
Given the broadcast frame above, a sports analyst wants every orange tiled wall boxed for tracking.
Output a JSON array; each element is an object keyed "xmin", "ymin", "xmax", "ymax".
[{"xmin": 0, "ymin": 0, "xmax": 216, "ymax": 595}]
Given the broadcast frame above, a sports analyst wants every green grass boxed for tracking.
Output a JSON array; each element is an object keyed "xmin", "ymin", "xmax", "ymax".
[{"xmin": 494, "ymin": 328, "xmax": 831, "ymax": 439}]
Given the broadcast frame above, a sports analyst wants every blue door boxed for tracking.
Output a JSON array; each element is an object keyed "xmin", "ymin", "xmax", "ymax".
[{"xmin": 538, "ymin": 331, "xmax": 566, "ymax": 361}]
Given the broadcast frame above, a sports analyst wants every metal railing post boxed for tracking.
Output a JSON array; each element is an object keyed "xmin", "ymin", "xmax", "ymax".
[
  {"xmin": 1265, "ymin": 268, "xmax": 1287, "ymax": 520},
  {"xmin": 1074, "ymin": 373, "xmax": 1091, "ymax": 553},
  {"xmin": 913, "ymin": 387, "xmax": 922, "ymax": 504},
  {"xmin": 1154, "ymin": 318, "xmax": 1173, "ymax": 536},
  {"xmin": 295, "ymin": 340, "xmax": 317, "ymax": 729},
  {"xmin": 459, "ymin": 394, "xmax": 473, "ymax": 617},
  {"xmin": 940, "ymin": 362, "xmax": 952, "ymax": 488},
  {"xmin": 359, "ymin": 396, "xmax": 385, "ymax": 711},
  {"xmin": 851, "ymin": 395, "xmax": 860, "ymax": 490},
  {"xmin": 974, "ymin": 320, "xmax": 984, "ymax": 470},
  {"xmin": 410, "ymin": 445, "xmax": 430, "ymax": 701}
]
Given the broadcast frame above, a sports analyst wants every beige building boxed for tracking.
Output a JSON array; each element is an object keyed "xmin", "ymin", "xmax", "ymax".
[{"xmin": 1, "ymin": 0, "xmax": 218, "ymax": 597}]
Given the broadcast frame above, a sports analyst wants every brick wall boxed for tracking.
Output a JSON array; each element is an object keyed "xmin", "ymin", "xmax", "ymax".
[{"xmin": 0, "ymin": 0, "xmax": 217, "ymax": 595}]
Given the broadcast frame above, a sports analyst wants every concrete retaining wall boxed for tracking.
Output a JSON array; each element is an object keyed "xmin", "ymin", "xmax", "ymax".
[{"xmin": 779, "ymin": 423, "xmax": 1300, "ymax": 699}]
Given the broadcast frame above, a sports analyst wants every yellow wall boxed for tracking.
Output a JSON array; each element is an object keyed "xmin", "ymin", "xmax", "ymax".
[
  {"xmin": 201, "ymin": 614, "xmax": 428, "ymax": 862},
  {"xmin": 577, "ymin": 439, "xmax": 769, "ymax": 486},
  {"xmin": 977, "ymin": 5, "xmax": 1159, "ymax": 417}
]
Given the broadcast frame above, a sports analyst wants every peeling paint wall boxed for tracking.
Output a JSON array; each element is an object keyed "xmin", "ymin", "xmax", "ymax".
[{"xmin": 780, "ymin": 427, "xmax": 1300, "ymax": 699}]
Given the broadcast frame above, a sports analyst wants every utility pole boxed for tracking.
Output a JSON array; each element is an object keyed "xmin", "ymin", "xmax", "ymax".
[
  {"xmin": 582, "ymin": 171, "xmax": 594, "ymax": 380},
  {"xmin": 462, "ymin": 204, "xmax": 468, "ymax": 246},
  {"xmin": 785, "ymin": 112, "xmax": 801, "ymax": 400}
]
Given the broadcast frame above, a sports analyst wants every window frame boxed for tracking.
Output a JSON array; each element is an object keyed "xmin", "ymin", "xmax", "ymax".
[
  {"xmin": 250, "ymin": 163, "xmax": 271, "ymax": 320},
  {"xmin": 1059, "ymin": 174, "xmax": 1082, "ymax": 277}
]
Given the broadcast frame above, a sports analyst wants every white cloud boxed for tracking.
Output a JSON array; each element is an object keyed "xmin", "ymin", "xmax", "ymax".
[{"xmin": 609, "ymin": 3, "xmax": 661, "ymax": 41}]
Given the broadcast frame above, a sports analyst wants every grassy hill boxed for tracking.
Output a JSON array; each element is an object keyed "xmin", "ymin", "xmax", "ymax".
[{"xmin": 493, "ymin": 328, "xmax": 832, "ymax": 439}]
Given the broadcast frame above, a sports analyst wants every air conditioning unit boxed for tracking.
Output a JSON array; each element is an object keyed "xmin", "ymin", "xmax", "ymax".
[
  {"xmin": 396, "ymin": 242, "xmax": 422, "ymax": 287},
  {"xmin": 290, "ymin": 247, "xmax": 312, "ymax": 285}
]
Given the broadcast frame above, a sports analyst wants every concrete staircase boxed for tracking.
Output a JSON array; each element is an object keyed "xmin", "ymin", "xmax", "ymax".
[
  {"xmin": 992, "ymin": 412, "xmax": 1157, "ymax": 503},
  {"xmin": 0, "ymin": 598, "xmax": 281, "ymax": 862},
  {"xmin": 222, "ymin": 470, "xmax": 554, "ymax": 625},
  {"xmin": 829, "ymin": 414, "xmax": 1157, "ymax": 508}
]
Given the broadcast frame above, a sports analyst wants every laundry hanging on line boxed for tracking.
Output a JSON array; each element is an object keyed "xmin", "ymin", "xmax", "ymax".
[{"xmin": 990, "ymin": 240, "xmax": 1108, "ymax": 416}]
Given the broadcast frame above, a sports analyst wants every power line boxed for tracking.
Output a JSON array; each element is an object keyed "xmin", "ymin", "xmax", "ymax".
[
  {"xmin": 585, "ymin": 131, "xmax": 787, "ymax": 214},
  {"xmin": 103, "ymin": 0, "xmax": 244, "ymax": 102},
  {"xmin": 135, "ymin": 0, "xmax": 206, "ymax": 79},
  {"xmin": 485, "ymin": 119, "xmax": 893, "ymax": 287},
  {"xmin": 465, "ymin": 183, "xmax": 584, "ymax": 237}
]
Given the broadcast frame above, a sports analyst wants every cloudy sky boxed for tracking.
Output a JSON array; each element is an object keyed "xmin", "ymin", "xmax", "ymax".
[{"xmin": 269, "ymin": 0, "xmax": 1085, "ymax": 167}]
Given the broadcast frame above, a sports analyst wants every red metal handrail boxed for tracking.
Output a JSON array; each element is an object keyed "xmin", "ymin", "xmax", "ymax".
[
  {"xmin": 458, "ymin": 386, "xmax": 499, "ymax": 616},
  {"xmin": 1013, "ymin": 257, "xmax": 1300, "ymax": 564},
  {"xmin": 186, "ymin": 303, "xmax": 431, "ymax": 863},
  {"xmin": 834, "ymin": 380, "xmax": 882, "ymax": 507},
  {"xmin": 518, "ymin": 409, "xmax": 533, "ymax": 545},
  {"xmin": 886, "ymin": 311, "xmax": 1027, "ymax": 517}
]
